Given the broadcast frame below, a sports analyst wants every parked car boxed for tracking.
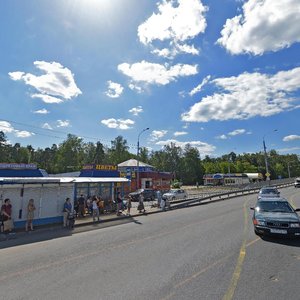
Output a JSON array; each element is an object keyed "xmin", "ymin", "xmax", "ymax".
[
  {"xmin": 257, "ymin": 187, "xmax": 280, "ymax": 200},
  {"xmin": 294, "ymin": 178, "xmax": 300, "ymax": 188},
  {"xmin": 162, "ymin": 189, "xmax": 187, "ymax": 201},
  {"xmin": 250, "ymin": 197, "xmax": 300, "ymax": 238},
  {"xmin": 128, "ymin": 189, "xmax": 156, "ymax": 201}
]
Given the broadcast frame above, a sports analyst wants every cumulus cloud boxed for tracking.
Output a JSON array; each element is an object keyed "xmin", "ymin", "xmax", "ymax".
[
  {"xmin": 150, "ymin": 130, "xmax": 168, "ymax": 141},
  {"xmin": 216, "ymin": 135, "xmax": 227, "ymax": 140},
  {"xmin": 182, "ymin": 67, "xmax": 300, "ymax": 122},
  {"xmin": 174, "ymin": 131, "xmax": 188, "ymax": 136},
  {"xmin": 118, "ymin": 60, "xmax": 197, "ymax": 85},
  {"xmin": 105, "ymin": 81, "xmax": 124, "ymax": 98},
  {"xmin": 217, "ymin": 0, "xmax": 300, "ymax": 55},
  {"xmin": 101, "ymin": 118, "xmax": 135, "ymax": 130},
  {"xmin": 138, "ymin": 0, "xmax": 207, "ymax": 57},
  {"xmin": 57, "ymin": 120, "xmax": 70, "ymax": 128},
  {"xmin": 228, "ymin": 129, "xmax": 246, "ymax": 136},
  {"xmin": 189, "ymin": 75, "xmax": 211, "ymax": 96},
  {"xmin": 14, "ymin": 130, "xmax": 35, "ymax": 138},
  {"xmin": 42, "ymin": 123, "xmax": 53, "ymax": 130},
  {"xmin": 129, "ymin": 106, "xmax": 143, "ymax": 116},
  {"xmin": 9, "ymin": 61, "xmax": 82, "ymax": 103},
  {"xmin": 33, "ymin": 108, "xmax": 50, "ymax": 114},
  {"xmin": 0, "ymin": 121, "xmax": 34, "ymax": 138},
  {"xmin": 156, "ymin": 139, "xmax": 215, "ymax": 156},
  {"xmin": 283, "ymin": 135, "xmax": 300, "ymax": 142},
  {"xmin": 128, "ymin": 83, "xmax": 143, "ymax": 93}
]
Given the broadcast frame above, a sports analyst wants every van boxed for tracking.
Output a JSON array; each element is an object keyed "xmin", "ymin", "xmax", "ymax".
[{"xmin": 295, "ymin": 178, "xmax": 300, "ymax": 188}]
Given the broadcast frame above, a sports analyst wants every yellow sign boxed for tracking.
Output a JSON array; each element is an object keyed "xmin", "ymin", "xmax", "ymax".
[{"xmin": 265, "ymin": 172, "xmax": 270, "ymax": 177}]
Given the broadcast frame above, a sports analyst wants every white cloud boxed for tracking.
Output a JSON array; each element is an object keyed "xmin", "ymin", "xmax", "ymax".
[
  {"xmin": 42, "ymin": 123, "xmax": 53, "ymax": 130},
  {"xmin": 156, "ymin": 139, "xmax": 215, "ymax": 156},
  {"xmin": 216, "ymin": 135, "xmax": 227, "ymax": 140},
  {"xmin": 31, "ymin": 94, "xmax": 63, "ymax": 104},
  {"xmin": 118, "ymin": 60, "xmax": 198, "ymax": 85},
  {"xmin": 129, "ymin": 106, "xmax": 143, "ymax": 116},
  {"xmin": 105, "ymin": 81, "xmax": 124, "ymax": 98},
  {"xmin": 128, "ymin": 83, "xmax": 143, "ymax": 93},
  {"xmin": 228, "ymin": 129, "xmax": 246, "ymax": 136},
  {"xmin": 151, "ymin": 43, "xmax": 199, "ymax": 59},
  {"xmin": 150, "ymin": 130, "xmax": 168, "ymax": 141},
  {"xmin": 0, "ymin": 121, "xmax": 14, "ymax": 133},
  {"xmin": 174, "ymin": 131, "xmax": 188, "ymax": 136},
  {"xmin": 9, "ymin": 61, "xmax": 82, "ymax": 103},
  {"xmin": 138, "ymin": 0, "xmax": 207, "ymax": 57},
  {"xmin": 0, "ymin": 121, "xmax": 34, "ymax": 138},
  {"xmin": 283, "ymin": 135, "xmax": 300, "ymax": 142},
  {"xmin": 33, "ymin": 108, "xmax": 50, "ymax": 114},
  {"xmin": 217, "ymin": 0, "xmax": 300, "ymax": 55},
  {"xmin": 277, "ymin": 147, "xmax": 300, "ymax": 153},
  {"xmin": 14, "ymin": 130, "xmax": 35, "ymax": 138},
  {"xmin": 57, "ymin": 120, "xmax": 70, "ymax": 128},
  {"xmin": 189, "ymin": 75, "xmax": 211, "ymax": 96},
  {"xmin": 182, "ymin": 67, "xmax": 300, "ymax": 122},
  {"xmin": 101, "ymin": 118, "xmax": 135, "ymax": 130}
]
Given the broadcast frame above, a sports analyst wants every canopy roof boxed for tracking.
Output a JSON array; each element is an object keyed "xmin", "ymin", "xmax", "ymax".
[{"xmin": 0, "ymin": 177, "xmax": 129, "ymax": 184}]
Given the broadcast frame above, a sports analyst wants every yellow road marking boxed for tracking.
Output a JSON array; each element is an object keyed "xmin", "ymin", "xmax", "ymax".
[{"xmin": 222, "ymin": 200, "xmax": 249, "ymax": 300}]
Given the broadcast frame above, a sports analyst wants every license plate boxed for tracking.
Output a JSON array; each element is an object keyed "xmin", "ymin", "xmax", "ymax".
[{"xmin": 270, "ymin": 229, "xmax": 287, "ymax": 234}]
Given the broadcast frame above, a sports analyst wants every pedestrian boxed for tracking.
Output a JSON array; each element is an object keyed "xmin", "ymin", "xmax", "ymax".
[
  {"xmin": 92, "ymin": 196, "xmax": 100, "ymax": 222},
  {"xmin": 25, "ymin": 199, "xmax": 36, "ymax": 232},
  {"xmin": 97, "ymin": 196, "xmax": 104, "ymax": 214},
  {"xmin": 127, "ymin": 195, "xmax": 132, "ymax": 216},
  {"xmin": 63, "ymin": 198, "xmax": 72, "ymax": 227},
  {"xmin": 1, "ymin": 198, "xmax": 13, "ymax": 233},
  {"xmin": 156, "ymin": 190, "xmax": 162, "ymax": 208},
  {"xmin": 160, "ymin": 197, "xmax": 166, "ymax": 211},
  {"xmin": 138, "ymin": 193, "xmax": 146, "ymax": 213},
  {"xmin": 116, "ymin": 192, "xmax": 122, "ymax": 216},
  {"xmin": 78, "ymin": 194, "xmax": 85, "ymax": 217}
]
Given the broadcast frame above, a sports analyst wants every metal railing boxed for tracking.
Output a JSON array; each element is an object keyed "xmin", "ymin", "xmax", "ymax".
[{"xmin": 169, "ymin": 178, "xmax": 296, "ymax": 210}]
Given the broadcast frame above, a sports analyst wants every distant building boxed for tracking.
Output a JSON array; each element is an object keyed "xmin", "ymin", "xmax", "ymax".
[{"xmin": 118, "ymin": 159, "xmax": 172, "ymax": 192}]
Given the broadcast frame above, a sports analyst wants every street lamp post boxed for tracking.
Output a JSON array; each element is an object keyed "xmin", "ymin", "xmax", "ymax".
[
  {"xmin": 136, "ymin": 127, "xmax": 149, "ymax": 190},
  {"xmin": 263, "ymin": 129, "xmax": 278, "ymax": 181}
]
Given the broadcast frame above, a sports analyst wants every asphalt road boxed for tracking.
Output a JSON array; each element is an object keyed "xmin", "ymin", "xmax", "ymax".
[{"xmin": 0, "ymin": 187, "xmax": 300, "ymax": 300}]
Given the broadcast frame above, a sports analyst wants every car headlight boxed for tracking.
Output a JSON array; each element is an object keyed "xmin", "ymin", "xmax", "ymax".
[
  {"xmin": 253, "ymin": 219, "xmax": 265, "ymax": 226},
  {"xmin": 290, "ymin": 223, "xmax": 300, "ymax": 228}
]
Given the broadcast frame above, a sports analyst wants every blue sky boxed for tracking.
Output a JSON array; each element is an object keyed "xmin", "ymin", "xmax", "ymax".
[{"xmin": 1, "ymin": 0, "xmax": 300, "ymax": 157}]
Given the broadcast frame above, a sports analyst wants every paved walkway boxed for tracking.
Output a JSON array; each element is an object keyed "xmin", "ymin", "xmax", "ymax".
[{"xmin": 0, "ymin": 201, "xmax": 165, "ymax": 243}]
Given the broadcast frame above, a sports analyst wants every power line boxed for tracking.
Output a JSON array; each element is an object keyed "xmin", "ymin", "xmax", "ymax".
[{"xmin": 0, "ymin": 118, "xmax": 139, "ymax": 149}]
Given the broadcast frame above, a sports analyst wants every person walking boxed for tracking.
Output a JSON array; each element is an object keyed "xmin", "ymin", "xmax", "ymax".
[
  {"xmin": 127, "ymin": 195, "xmax": 132, "ymax": 216},
  {"xmin": 63, "ymin": 198, "xmax": 72, "ymax": 228},
  {"xmin": 156, "ymin": 190, "xmax": 162, "ymax": 208},
  {"xmin": 78, "ymin": 194, "xmax": 85, "ymax": 217},
  {"xmin": 92, "ymin": 196, "xmax": 100, "ymax": 222},
  {"xmin": 1, "ymin": 198, "xmax": 13, "ymax": 233},
  {"xmin": 160, "ymin": 196, "xmax": 166, "ymax": 211},
  {"xmin": 25, "ymin": 199, "xmax": 36, "ymax": 231},
  {"xmin": 138, "ymin": 193, "xmax": 146, "ymax": 213},
  {"xmin": 116, "ymin": 192, "xmax": 122, "ymax": 216}
]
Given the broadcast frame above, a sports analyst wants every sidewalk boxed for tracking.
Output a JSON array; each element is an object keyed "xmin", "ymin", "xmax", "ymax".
[{"xmin": 1, "ymin": 202, "xmax": 164, "ymax": 243}]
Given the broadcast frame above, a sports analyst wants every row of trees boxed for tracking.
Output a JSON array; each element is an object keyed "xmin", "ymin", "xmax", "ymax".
[{"xmin": 0, "ymin": 131, "xmax": 299, "ymax": 184}]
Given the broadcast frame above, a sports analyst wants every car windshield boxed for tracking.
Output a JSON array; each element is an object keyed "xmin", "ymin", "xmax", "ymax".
[
  {"xmin": 260, "ymin": 188, "xmax": 277, "ymax": 194},
  {"xmin": 256, "ymin": 201, "xmax": 294, "ymax": 213}
]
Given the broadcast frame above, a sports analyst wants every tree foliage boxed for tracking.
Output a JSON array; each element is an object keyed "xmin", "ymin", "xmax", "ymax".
[{"xmin": 0, "ymin": 131, "xmax": 299, "ymax": 183}]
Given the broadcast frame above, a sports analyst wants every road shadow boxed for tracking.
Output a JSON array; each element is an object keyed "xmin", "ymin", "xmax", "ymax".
[
  {"xmin": 0, "ymin": 216, "xmax": 142, "ymax": 250},
  {"xmin": 261, "ymin": 235, "xmax": 300, "ymax": 247}
]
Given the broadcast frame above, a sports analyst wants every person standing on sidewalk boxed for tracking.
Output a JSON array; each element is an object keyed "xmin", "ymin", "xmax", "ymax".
[
  {"xmin": 116, "ymin": 192, "xmax": 122, "ymax": 216},
  {"xmin": 63, "ymin": 198, "xmax": 72, "ymax": 227},
  {"xmin": 92, "ymin": 196, "xmax": 100, "ymax": 222},
  {"xmin": 25, "ymin": 199, "xmax": 36, "ymax": 232},
  {"xmin": 1, "ymin": 199, "xmax": 13, "ymax": 233},
  {"xmin": 78, "ymin": 194, "xmax": 85, "ymax": 217},
  {"xmin": 160, "ymin": 196, "xmax": 166, "ymax": 211}
]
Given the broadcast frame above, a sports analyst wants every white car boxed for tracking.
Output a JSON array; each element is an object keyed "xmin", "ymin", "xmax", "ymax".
[{"xmin": 162, "ymin": 189, "xmax": 187, "ymax": 201}]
